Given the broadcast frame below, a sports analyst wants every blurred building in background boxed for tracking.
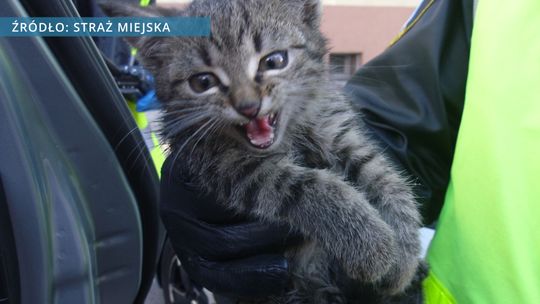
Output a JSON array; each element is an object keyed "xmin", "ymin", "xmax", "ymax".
[
  {"xmin": 321, "ymin": 0, "xmax": 418, "ymax": 82},
  {"xmin": 158, "ymin": 0, "xmax": 419, "ymax": 82}
]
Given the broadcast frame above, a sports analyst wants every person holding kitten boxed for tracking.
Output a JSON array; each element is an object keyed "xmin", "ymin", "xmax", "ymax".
[{"xmin": 159, "ymin": 0, "xmax": 540, "ymax": 303}]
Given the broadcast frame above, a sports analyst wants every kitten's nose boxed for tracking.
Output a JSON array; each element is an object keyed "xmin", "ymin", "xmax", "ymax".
[{"xmin": 235, "ymin": 101, "xmax": 261, "ymax": 119}]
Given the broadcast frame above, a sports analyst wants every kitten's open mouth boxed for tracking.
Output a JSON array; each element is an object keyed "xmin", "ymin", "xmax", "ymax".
[{"xmin": 238, "ymin": 112, "xmax": 279, "ymax": 149}]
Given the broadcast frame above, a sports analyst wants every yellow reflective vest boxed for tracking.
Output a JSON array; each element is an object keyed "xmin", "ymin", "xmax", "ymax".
[{"xmin": 424, "ymin": 0, "xmax": 540, "ymax": 302}]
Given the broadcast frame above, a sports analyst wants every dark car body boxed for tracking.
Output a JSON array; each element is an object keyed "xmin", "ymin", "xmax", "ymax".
[{"xmin": 0, "ymin": 0, "xmax": 164, "ymax": 302}]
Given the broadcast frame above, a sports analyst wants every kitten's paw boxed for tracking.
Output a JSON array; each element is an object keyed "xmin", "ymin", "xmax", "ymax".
[
  {"xmin": 340, "ymin": 220, "xmax": 398, "ymax": 282},
  {"xmin": 377, "ymin": 259, "xmax": 428, "ymax": 296},
  {"xmin": 376, "ymin": 256, "xmax": 418, "ymax": 295}
]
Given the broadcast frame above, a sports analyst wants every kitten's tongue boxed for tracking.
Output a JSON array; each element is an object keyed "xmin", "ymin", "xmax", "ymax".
[{"xmin": 245, "ymin": 115, "xmax": 274, "ymax": 148}]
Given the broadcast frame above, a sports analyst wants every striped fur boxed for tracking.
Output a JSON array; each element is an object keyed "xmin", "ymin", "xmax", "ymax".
[{"xmin": 101, "ymin": 0, "xmax": 423, "ymax": 303}]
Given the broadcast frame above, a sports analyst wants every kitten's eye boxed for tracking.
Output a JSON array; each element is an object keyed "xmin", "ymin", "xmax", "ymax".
[
  {"xmin": 259, "ymin": 51, "xmax": 288, "ymax": 71},
  {"xmin": 188, "ymin": 73, "xmax": 220, "ymax": 93}
]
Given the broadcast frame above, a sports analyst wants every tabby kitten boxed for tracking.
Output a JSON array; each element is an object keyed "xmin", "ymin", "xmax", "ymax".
[{"xmin": 102, "ymin": 0, "xmax": 423, "ymax": 303}]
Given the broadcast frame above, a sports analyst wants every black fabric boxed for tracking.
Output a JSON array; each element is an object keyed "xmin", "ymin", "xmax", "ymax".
[
  {"xmin": 346, "ymin": 0, "xmax": 474, "ymax": 224},
  {"xmin": 160, "ymin": 157, "xmax": 302, "ymax": 298}
]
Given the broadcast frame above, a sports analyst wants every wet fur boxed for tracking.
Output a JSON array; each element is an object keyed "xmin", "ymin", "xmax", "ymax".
[{"xmin": 101, "ymin": 0, "xmax": 425, "ymax": 303}]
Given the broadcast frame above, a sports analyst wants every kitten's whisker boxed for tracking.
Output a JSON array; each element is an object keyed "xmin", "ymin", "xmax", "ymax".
[
  {"xmin": 114, "ymin": 126, "xmax": 143, "ymax": 151},
  {"xmin": 167, "ymin": 118, "xmax": 215, "ymax": 181},
  {"xmin": 125, "ymin": 134, "xmax": 158, "ymax": 177},
  {"xmin": 175, "ymin": 118, "xmax": 216, "ymax": 155},
  {"xmin": 163, "ymin": 117, "xmax": 209, "ymax": 138},
  {"xmin": 121, "ymin": 133, "xmax": 160, "ymax": 181},
  {"xmin": 161, "ymin": 113, "xmax": 211, "ymax": 139},
  {"xmin": 162, "ymin": 112, "xmax": 210, "ymax": 124},
  {"xmin": 214, "ymin": 118, "xmax": 227, "ymax": 136},
  {"xmin": 164, "ymin": 110, "xmax": 211, "ymax": 119},
  {"xmin": 166, "ymin": 99, "xmax": 200, "ymax": 107},
  {"xmin": 163, "ymin": 107, "xmax": 207, "ymax": 116},
  {"xmin": 188, "ymin": 118, "xmax": 220, "ymax": 158},
  {"xmin": 167, "ymin": 149, "xmax": 182, "ymax": 182},
  {"xmin": 161, "ymin": 111, "xmax": 210, "ymax": 123},
  {"xmin": 124, "ymin": 132, "xmax": 149, "ymax": 164}
]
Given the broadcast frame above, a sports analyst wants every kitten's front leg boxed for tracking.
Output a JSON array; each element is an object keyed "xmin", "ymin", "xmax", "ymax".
[
  {"xmin": 333, "ymin": 126, "xmax": 422, "ymax": 295},
  {"xmin": 216, "ymin": 156, "xmax": 399, "ymax": 283}
]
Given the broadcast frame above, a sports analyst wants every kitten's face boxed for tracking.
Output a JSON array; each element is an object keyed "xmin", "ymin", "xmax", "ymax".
[{"xmin": 104, "ymin": 0, "xmax": 327, "ymax": 152}]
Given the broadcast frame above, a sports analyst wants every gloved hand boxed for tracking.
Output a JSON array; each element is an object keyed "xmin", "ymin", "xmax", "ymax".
[{"xmin": 159, "ymin": 156, "xmax": 302, "ymax": 299}]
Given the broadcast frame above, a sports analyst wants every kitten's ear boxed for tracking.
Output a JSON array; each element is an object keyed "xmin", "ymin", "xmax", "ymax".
[{"xmin": 300, "ymin": 0, "xmax": 322, "ymax": 28}]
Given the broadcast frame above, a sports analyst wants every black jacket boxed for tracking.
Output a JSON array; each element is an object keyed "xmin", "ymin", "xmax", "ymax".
[{"xmin": 346, "ymin": 0, "xmax": 473, "ymax": 224}]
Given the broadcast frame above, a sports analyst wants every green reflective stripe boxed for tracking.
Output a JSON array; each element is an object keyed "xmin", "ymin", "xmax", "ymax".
[
  {"xmin": 140, "ymin": 0, "xmax": 151, "ymax": 7},
  {"xmin": 423, "ymin": 272, "xmax": 455, "ymax": 304},
  {"xmin": 150, "ymin": 132, "xmax": 165, "ymax": 177},
  {"xmin": 127, "ymin": 101, "xmax": 165, "ymax": 176},
  {"xmin": 128, "ymin": 101, "xmax": 148, "ymax": 129},
  {"xmin": 426, "ymin": 0, "xmax": 540, "ymax": 303}
]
